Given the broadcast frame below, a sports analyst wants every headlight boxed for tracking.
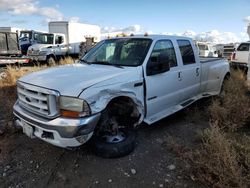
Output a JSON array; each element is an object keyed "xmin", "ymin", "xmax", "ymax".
[
  {"xmin": 27, "ymin": 50, "xmax": 31, "ymax": 55},
  {"xmin": 59, "ymin": 96, "xmax": 91, "ymax": 118},
  {"xmin": 39, "ymin": 51, "xmax": 47, "ymax": 56}
]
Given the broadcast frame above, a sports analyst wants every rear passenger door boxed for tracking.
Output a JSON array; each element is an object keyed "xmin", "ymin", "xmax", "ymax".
[{"xmin": 177, "ymin": 40, "xmax": 201, "ymax": 102}]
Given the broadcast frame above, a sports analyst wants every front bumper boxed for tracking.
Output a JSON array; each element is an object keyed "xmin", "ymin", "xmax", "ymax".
[
  {"xmin": 13, "ymin": 100, "xmax": 101, "ymax": 148},
  {"xmin": 28, "ymin": 54, "xmax": 47, "ymax": 62}
]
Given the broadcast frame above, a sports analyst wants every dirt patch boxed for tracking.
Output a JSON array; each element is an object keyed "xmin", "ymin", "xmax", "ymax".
[{"xmin": 0, "ymin": 104, "xmax": 208, "ymax": 188}]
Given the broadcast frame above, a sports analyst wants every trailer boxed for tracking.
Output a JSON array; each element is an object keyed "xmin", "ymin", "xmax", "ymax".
[
  {"xmin": 0, "ymin": 27, "xmax": 21, "ymax": 35},
  {"xmin": 0, "ymin": 32, "xmax": 30, "ymax": 66}
]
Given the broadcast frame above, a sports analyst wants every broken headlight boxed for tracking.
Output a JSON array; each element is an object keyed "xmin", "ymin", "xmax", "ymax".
[{"xmin": 59, "ymin": 96, "xmax": 91, "ymax": 118}]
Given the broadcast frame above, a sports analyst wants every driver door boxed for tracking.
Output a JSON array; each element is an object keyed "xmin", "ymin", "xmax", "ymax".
[
  {"xmin": 144, "ymin": 40, "xmax": 182, "ymax": 124},
  {"xmin": 55, "ymin": 35, "xmax": 68, "ymax": 55}
]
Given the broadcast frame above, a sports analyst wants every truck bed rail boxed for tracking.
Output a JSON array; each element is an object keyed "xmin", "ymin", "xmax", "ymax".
[{"xmin": 200, "ymin": 57, "xmax": 226, "ymax": 63}]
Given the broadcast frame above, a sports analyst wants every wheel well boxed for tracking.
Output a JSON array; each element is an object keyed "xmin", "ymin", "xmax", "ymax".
[
  {"xmin": 47, "ymin": 54, "xmax": 56, "ymax": 60},
  {"xmin": 220, "ymin": 72, "xmax": 231, "ymax": 94},
  {"xmin": 97, "ymin": 96, "xmax": 141, "ymax": 131},
  {"xmin": 107, "ymin": 96, "xmax": 141, "ymax": 123},
  {"xmin": 225, "ymin": 72, "xmax": 230, "ymax": 80}
]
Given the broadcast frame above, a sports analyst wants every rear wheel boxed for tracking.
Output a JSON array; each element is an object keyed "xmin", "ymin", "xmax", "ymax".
[{"xmin": 219, "ymin": 74, "xmax": 230, "ymax": 98}]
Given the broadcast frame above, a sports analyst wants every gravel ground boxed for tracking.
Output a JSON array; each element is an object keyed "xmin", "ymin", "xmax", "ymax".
[{"xmin": 0, "ymin": 100, "xmax": 209, "ymax": 188}]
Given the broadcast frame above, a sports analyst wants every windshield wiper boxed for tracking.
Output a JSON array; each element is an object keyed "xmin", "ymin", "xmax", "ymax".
[
  {"xmin": 91, "ymin": 61, "xmax": 124, "ymax": 69},
  {"xmin": 91, "ymin": 61, "xmax": 111, "ymax": 65},
  {"xmin": 79, "ymin": 59, "xmax": 91, "ymax": 65}
]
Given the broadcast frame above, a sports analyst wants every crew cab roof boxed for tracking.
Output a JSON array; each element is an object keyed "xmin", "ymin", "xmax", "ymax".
[{"xmin": 111, "ymin": 34, "xmax": 193, "ymax": 41}]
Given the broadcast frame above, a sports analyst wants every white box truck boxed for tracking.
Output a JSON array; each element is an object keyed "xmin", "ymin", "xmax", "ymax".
[{"xmin": 27, "ymin": 21, "xmax": 101, "ymax": 64}]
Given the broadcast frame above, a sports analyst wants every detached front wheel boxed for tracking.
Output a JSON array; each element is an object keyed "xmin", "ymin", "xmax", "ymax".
[{"xmin": 91, "ymin": 128, "xmax": 136, "ymax": 158}]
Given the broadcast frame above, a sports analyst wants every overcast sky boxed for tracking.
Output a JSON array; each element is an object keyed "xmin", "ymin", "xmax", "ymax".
[{"xmin": 0, "ymin": 0, "xmax": 250, "ymax": 43}]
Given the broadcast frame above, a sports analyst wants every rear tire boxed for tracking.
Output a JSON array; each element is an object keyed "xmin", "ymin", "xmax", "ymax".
[
  {"xmin": 90, "ymin": 128, "xmax": 136, "ymax": 158},
  {"xmin": 219, "ymin": 74, "xmax": 230, "ymax": 98}
]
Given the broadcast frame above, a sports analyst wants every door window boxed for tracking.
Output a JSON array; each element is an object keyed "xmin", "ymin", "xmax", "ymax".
[
  {"xmin": 237, "ymin": 43, "xmax": 250, "ymax": 51},
  {"xmin": 150, "ymin": 40, "xmax": 178, "ymax": 67},
  {"xmin": 55, "ymin": 35, "xmax": 64, "ymax": 44},
  {"xmin": 177, "ymin": 40, "xmax": 196, "ymax": 65}
]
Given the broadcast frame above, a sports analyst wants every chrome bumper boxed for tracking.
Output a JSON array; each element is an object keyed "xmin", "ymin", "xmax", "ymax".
[
  {"xmin": 13, "ymin": 100, "xmax": 101, "ymax": 147},
  {"xmin": 28, "ymin": 54, "xmax": 46, "ymax": 62}
]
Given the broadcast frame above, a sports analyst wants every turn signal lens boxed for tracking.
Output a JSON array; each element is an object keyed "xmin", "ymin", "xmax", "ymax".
[{"xmin": 60, "ymin": 110, "xmax": 81, "ymax": 118}]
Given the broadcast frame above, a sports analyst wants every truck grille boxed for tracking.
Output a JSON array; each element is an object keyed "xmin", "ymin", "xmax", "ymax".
[
  {"xmin": 17, "ymin": 82, "xmax": 59, "ymax": 118},
  {"xmin": 27, "ymin": 49, "xmax": 39, "ymax": 55}
]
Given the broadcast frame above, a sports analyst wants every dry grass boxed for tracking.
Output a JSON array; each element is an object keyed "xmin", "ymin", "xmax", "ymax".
[
  {"xmin": 194, "ymin": 70, "xmax": 250, "ymax": 187},
  {"xmin": 58, "ymin": 56, "xmax": 74, "ymax": 65},
  {"xmin": 167, "ymin": 70, "xmax": 250, "ymax": 188},
  {"xmin": 0, "ymin": 66, "xmax": 43, "ymax": 86},
  {"xmin": 210, "ymin": 70, "xmax": 250, "ymax": 131},
  {"xmin": 167, "ymin": 125, "xmax": 250, "ymax": 188},
  {"xmin": 190, "ymin": 124, "xmax": 250, "ymax": 188}
]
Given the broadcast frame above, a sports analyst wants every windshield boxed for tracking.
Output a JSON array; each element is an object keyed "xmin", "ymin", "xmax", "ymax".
[
  {"xmin": 82, "ymin": 38, "xmax": 152, "ymax": 66},
  {"xmin": 20, "ymin": 31, "xmax": 32, "ymax": 39},
  {"xmin": 36, "ymin": 33, "xmax": 54, "ymax": 44}
]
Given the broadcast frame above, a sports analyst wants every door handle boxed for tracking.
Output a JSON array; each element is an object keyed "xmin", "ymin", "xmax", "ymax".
[
  {"xmin": 178, "ymin": 71, "xmax": 182, "ymax": 81},
  {"xmin": 196, "ymin": 68, "xmax": 200, "ymax": 76}
]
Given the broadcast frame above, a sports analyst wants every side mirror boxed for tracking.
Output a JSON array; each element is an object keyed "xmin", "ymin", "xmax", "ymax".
[{"xmin": 147, "ymin": 53, "xmax": 170, "ymax": 76}]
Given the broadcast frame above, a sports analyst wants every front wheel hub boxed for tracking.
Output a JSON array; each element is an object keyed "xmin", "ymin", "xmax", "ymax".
[{"xmin": 101, "ymin": 131, "xmax": 126, "ymax": 143}]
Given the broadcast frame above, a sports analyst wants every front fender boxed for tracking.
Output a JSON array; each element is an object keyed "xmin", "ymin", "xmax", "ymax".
[{"xmin": 80, "ymin": 86, "xmax": 145, "ymax": 125}]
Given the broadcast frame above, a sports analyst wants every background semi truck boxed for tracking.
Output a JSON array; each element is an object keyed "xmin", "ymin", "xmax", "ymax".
[
  {"xmin": 19, "ymin": 30, "xmax": 46, "ymax": 55},
  {"xmin": 0, "ymin": 32, "xmax": 30, "ymax": 66},
  {"xmin": 27, "ymin": 21, "xmax": 101, "ymax": 64}
]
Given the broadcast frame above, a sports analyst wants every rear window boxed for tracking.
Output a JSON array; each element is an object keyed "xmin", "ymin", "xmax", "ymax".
[
  {"xmin": 177, "ymin": 40, "xmax": 196, "ymax": 65},
  {"xmin": 237, "ymin": 43, "xmax": 250, "ymax": 51}
]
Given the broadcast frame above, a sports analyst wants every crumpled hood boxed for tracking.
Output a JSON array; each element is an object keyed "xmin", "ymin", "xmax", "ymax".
[{"xmin": 19, "ymin": 64, "xmax": 137, "ymax": 96}]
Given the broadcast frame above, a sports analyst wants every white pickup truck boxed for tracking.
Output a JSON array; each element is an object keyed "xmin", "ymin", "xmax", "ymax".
[
  {"xmin": 13, "ymin": 35, "xmax": 230, "ymax": 158},
  {"xmin": 231, "ymin": 42, "xmax": 250, "ymax": 75}
]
